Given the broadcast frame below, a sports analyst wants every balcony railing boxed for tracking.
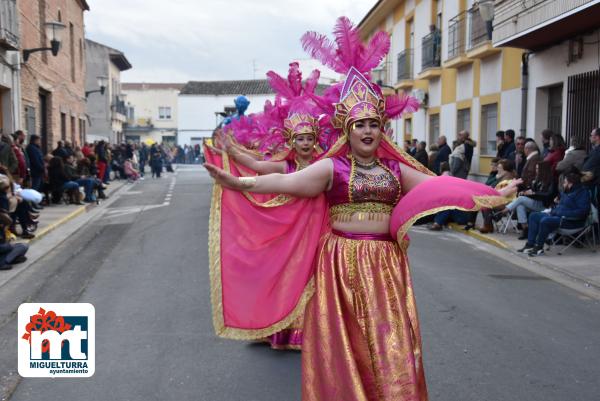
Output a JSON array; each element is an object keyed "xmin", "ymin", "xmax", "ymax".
[
  {"xmin": 397, "ymin": 49, "xmax": 413, "ymax": 81},
  {"xmin": 0, "ymin": 0, "xmax": 19, "ymax": 50},
  {"xmin": 447, "ymin": 12, "xmax": 467, "ymax": 60},
  {"xmin": 112, "ymin": 100, "xmax": 128, "ymax": 117},
  {"xmin": 467, "ymin": 6, "xmax": 488, "ymax": 50},
  {"xmin": 421, "ymin": 30, "xmax": 442, "ymax": 70}
]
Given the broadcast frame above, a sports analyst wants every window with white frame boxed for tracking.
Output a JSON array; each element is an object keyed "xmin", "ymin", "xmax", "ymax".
[
  {"xmin": 429, "ymin": 114, "xmax": 440, "ymax": 145},
  {"xmin": 481, "ymin": 103, "xmax": 498, "ymax": 155},
  {"xmin": 158, "ymin": 107, "xmax": 172, "ymax": 120},
  {"xmin": 457, "ymin": 108, "xmax": 471, "ymax": 134}
]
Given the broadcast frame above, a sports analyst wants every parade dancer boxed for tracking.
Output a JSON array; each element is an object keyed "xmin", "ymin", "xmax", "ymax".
[{"xmin": 205, "ymin": 17, "xmax": 515, "ymax": 400}]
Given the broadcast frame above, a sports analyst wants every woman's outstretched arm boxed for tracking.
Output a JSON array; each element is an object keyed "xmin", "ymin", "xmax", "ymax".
[
  {"xmin": 205, "ymin": 158, "xmax": 332, "ymax": 198},
  {"xmin": 228, "ymin": 146, "xmax": 286, "ymax": 175}
]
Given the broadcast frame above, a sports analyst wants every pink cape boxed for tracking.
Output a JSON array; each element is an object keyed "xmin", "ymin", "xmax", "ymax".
[{"xmin": 205, "ymin": 137, "xmax": 504, "ymax": 340}]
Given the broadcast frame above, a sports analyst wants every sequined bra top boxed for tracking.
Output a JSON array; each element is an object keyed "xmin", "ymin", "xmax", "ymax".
[{"xmin": 326, "ymin": 155, "xmax": 402, "ymax": 222}]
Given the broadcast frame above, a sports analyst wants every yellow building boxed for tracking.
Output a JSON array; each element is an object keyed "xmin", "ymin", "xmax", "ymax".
[{"xmin": 359, "ymin": 0, "xmax": 523, "ymax": 176}]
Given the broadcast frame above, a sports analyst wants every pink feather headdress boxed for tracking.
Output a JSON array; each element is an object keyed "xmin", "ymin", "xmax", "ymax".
[{"xmin": 302, "ymin": 17, "xmax": 420, "ymax": 134}]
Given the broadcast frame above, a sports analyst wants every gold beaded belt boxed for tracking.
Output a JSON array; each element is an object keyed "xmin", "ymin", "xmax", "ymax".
[{"xmin": 329, "ymin": 202, "xmax": 393, "ymax": 222}]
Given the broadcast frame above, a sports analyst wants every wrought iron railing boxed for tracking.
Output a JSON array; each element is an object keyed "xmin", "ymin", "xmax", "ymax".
[
  {"xmin": 467, "ymin": 6, "xmax": 488, "ymax": 50},
  {"xmin": 0, "ymin": 0, "xmax": 19, "ymax": 50},
  {"xmin": 421, "ymin": 31, "xmax": 441, "ymax": 70},
  {"xmin": 397, "ymin": 49, "xmax": 413, "ymax": 81},
  {"xmin": 447, "ymin": 12, "xmax": 467, "ymax": 60},
  {"xmin": 113, "ymin": 100, "xmax": 128, "ymax": 116}
]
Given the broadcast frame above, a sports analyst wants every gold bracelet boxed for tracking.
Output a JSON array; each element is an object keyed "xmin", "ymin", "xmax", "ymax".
[{"xmin": 238, "ymin": 176, "xmax": 257, "ymax": 189}]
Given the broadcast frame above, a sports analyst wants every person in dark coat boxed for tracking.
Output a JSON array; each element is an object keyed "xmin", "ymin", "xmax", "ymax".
[
  {"xmin": 414, "ymin": 141, "xmax": 429, "ymax": 168},
  {"xmin": 433, "ymin": 136, "xmax": 451, "ymax": 175},
  {"xmin": 520, "ymin": 172, "xmax": 591, "ymax": 256},
  {"xmin": 26, "ymin": 135, "xmax": 45, "ymax": 191},
  {"xmin": 582, "ymin": 128, "xmax": 600, "ymax": 187},
  {"xmin": 503, "ymin": 129, "xmax": 516, "ymax": 160},
  {"xmin": 139, "ymin": 143, "xmax": 148, "ymax": 177},
  {"xmin": 520, "ymin": 141, "xmax": 542, "ymax": 189},
  {"xmin": 150, "ymin": 145, "xmax": 163, "ymax": 178}
]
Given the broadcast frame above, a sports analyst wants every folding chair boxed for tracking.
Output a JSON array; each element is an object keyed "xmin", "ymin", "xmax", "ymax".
[
  {"xmin": 548, "ymin": 205, "xmax": 598, "ymax": 255},
  {"xmin": 493, "ymin": 209, "xmax": 519, "ymax": 234}
]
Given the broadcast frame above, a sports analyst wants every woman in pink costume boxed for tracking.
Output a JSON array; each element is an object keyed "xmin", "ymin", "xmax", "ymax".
[{"xmin": 205, "ymin": 17, "xmax": 514, "ymax": 400}]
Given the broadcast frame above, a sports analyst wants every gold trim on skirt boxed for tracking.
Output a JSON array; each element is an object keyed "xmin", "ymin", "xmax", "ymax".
[{"xmin": 301, "ymin": 232, "xmax": 429, "ymax": 401}]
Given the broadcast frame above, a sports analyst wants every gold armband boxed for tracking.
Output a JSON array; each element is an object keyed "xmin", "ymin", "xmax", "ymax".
[{"xmin": 238, "ymin": 176, "xmax": 257, "ymax": 189}]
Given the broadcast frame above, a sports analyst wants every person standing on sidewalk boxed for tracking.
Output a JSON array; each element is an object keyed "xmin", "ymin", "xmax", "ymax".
[
  {"xmin": 95, "ymin": 140, "xmax": 108, "ymax": 184},
  {"xmin": 138, "ymin": 143, "xmax": 148, "ymax": 177},
  {"xmin": 26, "ymin": 135, "xmax": 45, "ymax": 192}
]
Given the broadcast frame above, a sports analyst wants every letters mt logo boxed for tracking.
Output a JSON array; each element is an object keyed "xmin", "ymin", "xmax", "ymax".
[{"xmin": 18, "ymin": 303, "xmax": 95, "ymax": 377}]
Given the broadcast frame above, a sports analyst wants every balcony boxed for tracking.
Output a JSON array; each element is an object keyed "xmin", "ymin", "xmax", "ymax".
[
  {"xmin": 395, "ymin": 49, "xmax": 414, "ymax": 90},
  {"xmin": 493, "ymin": 0, "xmax": 600, "ymax": 50},
  {"xmin": 112, "ymin": 100, "xmax": 128, "ymax": 122},
  {"xmin": 0, "ymin": 0, "xmax": 19, "ymax": 50},
  {"xmin": 417, "ymin": 31, "xmax": 442, "ymax": 80},
  {"xmin": 466, "ymin": 5, "xmax": 500, "ymax": 59},
  {"xmin": 444, "ymin": 11, "xmax": 473, "ymax": 69}
]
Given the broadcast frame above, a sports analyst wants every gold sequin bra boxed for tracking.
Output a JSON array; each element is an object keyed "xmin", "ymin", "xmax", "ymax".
[{"xmin": 328, "ymin": 158, "xmax": 401, "ymax": 222}]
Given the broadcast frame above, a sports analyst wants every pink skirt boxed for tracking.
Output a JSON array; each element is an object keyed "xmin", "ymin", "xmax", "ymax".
[{"xmin": 301, "ymin": 230, "xmax": 428, "ymax": 401}]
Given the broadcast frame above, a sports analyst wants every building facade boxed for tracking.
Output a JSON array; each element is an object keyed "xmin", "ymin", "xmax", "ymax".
[
  {"xmin": 493, "ymin": 0, "xmax": 600, "ymax": 149},
  {"xmin": 121, "ymin": 82, "xmax": 184, "ymax": 145},
  {"xmin": 19, "ymin": 0, "xmax": 89, "ymax": 153},
  {"xmin": 358, "ymin": 0, "xmax": 523, "ymax": 175},
  {"xmin": 0, "ymin": 0, "xmax": 21, "ymax": 136},
  {"xmin": 85, "ymin": 39, "xmax": 131, "ymax": 144},
  {"xmin": 177, "ymin": 80, "xmax": 275, "ymax": 146}
]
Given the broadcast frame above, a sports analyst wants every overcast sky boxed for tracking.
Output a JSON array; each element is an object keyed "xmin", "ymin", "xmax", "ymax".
[{"xmin": 85, "ymin": 0, "xmax": 376, "ymax": 83}]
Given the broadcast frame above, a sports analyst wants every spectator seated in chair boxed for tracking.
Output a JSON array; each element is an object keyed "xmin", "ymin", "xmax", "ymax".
[
  {"xmin": 499, "ymin": 161, "xmax": 556, "ymax": 240},
  {"xmin": 77, "ymin": 157, "xmax": 107, "ymax": 200},
  {"xmin": 0, "ymin": 170, "xmax": 37, "ymax": 239},
  {"xmin": 47, "ymin": 156, "xmax": 83, "ymax": 205},
  {"xmin": 476, "ymin": 159, "xmax": 520, "ymax": 233},
  {"xmin": 518, "ymin": 172, "xmax": 591, "ymax": 256},
  {"xmin": 63, "ymin": 155, "xmax": 96, "ymax": 203}
]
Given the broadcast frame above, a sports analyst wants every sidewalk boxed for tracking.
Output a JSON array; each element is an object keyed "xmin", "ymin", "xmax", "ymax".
[
  {"xmin": 19, "ymin": 180, "xmax": 127, "ymax": 244},
  {"xmin": 448, "ymin": 222, "xmax": 600, "ymax": 290}
]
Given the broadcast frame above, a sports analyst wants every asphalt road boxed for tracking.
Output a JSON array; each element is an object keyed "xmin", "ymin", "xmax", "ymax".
[{"xmin": 1, "ymin": 164, "xmax": 599, "ymax": 401}]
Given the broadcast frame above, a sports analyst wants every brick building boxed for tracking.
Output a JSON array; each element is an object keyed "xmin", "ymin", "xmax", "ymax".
[{"xmin": 19, "ymin": 0, "xmax": 89, "ymax": 153}]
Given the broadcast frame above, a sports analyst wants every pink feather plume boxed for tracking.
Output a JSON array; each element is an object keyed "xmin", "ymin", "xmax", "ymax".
[
  {"xmin": 384, "ymin": 94, "xmax": 420, "ymax": 119},
  {"xmin": 357, "ymin": 31, "xmax": 391, "ymax": 72}
]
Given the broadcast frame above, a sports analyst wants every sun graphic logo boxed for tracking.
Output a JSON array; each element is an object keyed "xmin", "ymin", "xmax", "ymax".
[{"xmin": 18, "ymin": 303, "xmax": 95, "ymax": 377}]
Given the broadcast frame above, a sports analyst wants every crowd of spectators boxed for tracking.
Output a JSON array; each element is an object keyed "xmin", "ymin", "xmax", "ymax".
[
  {"xmin": 0, "ymin": 134, "xmax": 180, "ymax": 270},
  {"xmin": 405, "ymin": 127, "xmax": 600, "ymax": 257}
]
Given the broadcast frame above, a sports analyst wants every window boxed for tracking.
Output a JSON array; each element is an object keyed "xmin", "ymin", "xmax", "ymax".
[
  {"xmin": 128, "ymin": 106, "xmax": 135, "ymax": 121},
  {"xmin": 60, "ymin": 113, "xmax": 67, "ymax": 141},
  {"xmin": 25, "ymin": 106, "xmax": 36, "ymax": 136},
  {"xmin": 404, "ymin": 118, "xmax": 413, "ymax": 142},
  {"xmin": 158, "ymin": 107, "xmax": 172, "ymax": 120},
  {"xmin": 457, "ymin": 108, "xmax": 471, "ymax": 133},
  {"xmin": 71, "ymin": 116, "xmax": 76, "ymax": 144},
  {"xmin": 70, "ymin": 23, "xmax": 75, "ymax": 82},
  {"xmin": 547, "ymin": 84, "xmax": 562, "ymax": 135},
  {"xmin": 79, "ymin": 118, "xmax": 85, "ymax": 145},
  {"xmin": 481, "ymin": 103, "xmax": 498, "ymax": 155},
  {"xmin": 429, "ymin": 114, "xmax": 440, "ymax": 144}
]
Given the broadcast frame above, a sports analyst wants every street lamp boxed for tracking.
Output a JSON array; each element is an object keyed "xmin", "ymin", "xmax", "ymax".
[
  {"xmin": 23, "ymin": 21, "xmax": 66, "ymax": 62},
  {"xmin": 85, "ymin": 76, "xmax": 109, "ymax": 98},
  {"xmin": 478, "ymin": 0, "xmax": 495, "ymax": 41}
]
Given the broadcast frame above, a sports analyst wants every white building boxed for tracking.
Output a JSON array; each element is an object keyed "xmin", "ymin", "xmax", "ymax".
[
  {"xmin": 358, "ymin": 0, "xmax": 524, "ymax": 176},
  {"xmin": 177, "ymin": 80, "xmax": 275, "ymax": 146},
  {"xmin": 493, "ymin": 0, "xmax": 600, "ymax": 147},
  {"xmin": 85, "ymin": 39, "xmax": 132, "ymax": 143},
  {"xmin": 122, "ymin": 83, "xmax": 184, "ymax": 145}
]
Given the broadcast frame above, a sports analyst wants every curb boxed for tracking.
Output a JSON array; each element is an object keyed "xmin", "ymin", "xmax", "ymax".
[
  {"xmin": 23, "ymin": 206, "xmax": 87, "ymax": 244},
  {"xmin": 19, "ymin": 182, "xmax": 129, "ymax": 245},
  {"xmin": 448, "ymin": 223, "xmax": 510, "ymax": 249},
  {"xmin": 446, "ymin": 223, "xmax": 600, "ymax": 296}
]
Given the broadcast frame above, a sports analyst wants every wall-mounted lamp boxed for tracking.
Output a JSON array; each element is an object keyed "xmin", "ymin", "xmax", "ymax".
[
  {"xmin": 23, "ymin": 21, "xmax": 66, "ymax": 62},
  {"xmin": 85, "ymin": 76, "xmax": 109, "ymax": 98}
]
